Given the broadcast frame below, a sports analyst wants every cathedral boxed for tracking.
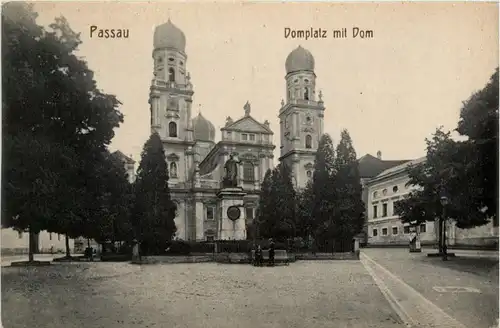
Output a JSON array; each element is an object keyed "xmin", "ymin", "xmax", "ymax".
[{"xmin": 150, "ymin": 19, "xmax": 325, "ymax": 241}]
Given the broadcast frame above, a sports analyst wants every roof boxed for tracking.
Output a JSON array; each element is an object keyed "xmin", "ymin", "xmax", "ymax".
[
  {"xmin": 376, "ymin": 156, "xmax": 426, "ymax": 178},
  {"xmin": 112, "ymin": 150, "xmax": 135, "ymax": 165},
  {"xmin": 221, "ymin": 115, "xmax": 273, "ymax": 134},
  {"xmin": 357, "ymin": 154, "xmax": 411, "ymax": 179}
]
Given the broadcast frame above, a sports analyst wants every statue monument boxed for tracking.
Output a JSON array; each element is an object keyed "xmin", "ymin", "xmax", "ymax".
[
  {"xmin": 218, "ymin": 154, "xmax": 246, "ymax": 239},
  {"xmin": 223, "ymin": 154, "xmax": 240, "ymax": 188}
]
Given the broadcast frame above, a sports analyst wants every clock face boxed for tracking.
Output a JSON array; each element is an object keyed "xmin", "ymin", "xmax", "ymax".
[{"xmin": 227, "ymin": 206, "xmax": 241, "ymax": 221}]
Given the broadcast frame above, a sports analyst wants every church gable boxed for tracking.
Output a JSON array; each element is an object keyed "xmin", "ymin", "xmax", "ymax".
[{"xmin": 224, "ymin": 116, "xmax": 271, "ymax": 134}]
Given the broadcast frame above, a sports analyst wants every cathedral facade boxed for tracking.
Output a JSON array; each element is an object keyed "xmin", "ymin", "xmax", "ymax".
[{"xmin": 149, "ymin": 20, "xmax": 324, "ymax": 241}]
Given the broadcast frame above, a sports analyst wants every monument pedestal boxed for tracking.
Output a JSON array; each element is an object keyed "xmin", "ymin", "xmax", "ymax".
[{"xmin": 217, "ymin": 187, "xmax": 247, "ymax": 240}]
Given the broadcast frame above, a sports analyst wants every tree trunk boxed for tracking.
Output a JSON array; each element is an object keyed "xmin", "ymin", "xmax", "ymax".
[
  {"xmin": 28, "ymin": 228, "xmax": 35, "ymax": 262},
  {"xmin": 65, "ymin": 234, "xmax": 70, "ymax": 258},
  {"xmin": 437, "ymin": 219, "xmax": 443, "ymax": 254}
]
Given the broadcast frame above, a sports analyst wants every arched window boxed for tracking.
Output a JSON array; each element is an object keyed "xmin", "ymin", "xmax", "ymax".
[
  {"xmin": 168, "ymin": 122, "xmax": 177, "ymax": 137},
  {"xmin": 304, "ymin": 87, "xmax": 309, "ymax": 100},
  {"xmin": 168, "ymin": 68, "xmax": 175, "ymax": 82},
  {"xmin": 306, "ymin": 170, "xmax": 312, "ymax": 178},
  {"xmin": 170, "ymin": 162, "xmax": 177, "ymax": 178},
  {"xmin": 243, "ymin": 162, "xmax": 254, "ymax": 181},
  {"xmin": 305, "ymin": 135, "xmax": 312, "ymax": 149}
]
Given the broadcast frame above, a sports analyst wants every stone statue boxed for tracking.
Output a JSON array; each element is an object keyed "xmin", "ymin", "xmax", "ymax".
[
  {"xmin": 223, "ymin": 154, "xmax": 239, "ymax": 187},
  {"xmin": 318, "ymin": 90, "xmax": 323, "ymax": 101},
  {"xmin": 244, "ymin": 101, "xmax": 251, "ymax": 116}
]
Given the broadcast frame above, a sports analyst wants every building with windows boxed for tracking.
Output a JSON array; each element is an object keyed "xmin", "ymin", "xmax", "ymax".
[
  {"xmin": 112, "ymin": 150, "xmax": 136, "ymax": 183},
  {"xmin": 149, "ymin": 20, "xmax": 327, "ymax": 240},
  {"xmin": 1, "ymin": 228, "xmax": 75, "ymax": 255},
  {"xmin": 365, "ymin": 157, "xmax": 498, "ymax": 247}
]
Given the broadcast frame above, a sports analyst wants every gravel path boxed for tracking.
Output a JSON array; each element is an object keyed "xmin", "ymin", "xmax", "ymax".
[{"xmin": 2, "ymin": 261, "xmax": 404, "ymax": 328}]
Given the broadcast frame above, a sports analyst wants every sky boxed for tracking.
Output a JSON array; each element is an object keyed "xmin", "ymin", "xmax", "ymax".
[{"xmin": 33, "ymin": 2, "xmax": 498, "ymax": 163}]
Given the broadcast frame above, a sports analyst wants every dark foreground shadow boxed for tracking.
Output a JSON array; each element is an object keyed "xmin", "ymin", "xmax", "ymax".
[{"xmin": 417, "ymin": 255, "xmax": 499, "ymax": 278}]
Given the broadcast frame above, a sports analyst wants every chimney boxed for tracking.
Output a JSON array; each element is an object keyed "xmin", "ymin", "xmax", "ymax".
[{"xmin": 376, "ymin": 151, "xmax": 382, "ymax": 160}]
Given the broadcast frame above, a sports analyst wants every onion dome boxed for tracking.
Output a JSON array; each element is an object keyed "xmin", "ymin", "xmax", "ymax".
[
  {"xmin": 153, "ymin": 19, "xmax": 186, "ymax": 52},
  {"xmin": 285, "ymin": 46, "xmax": 315, "ymax": 74},
  {"xmin": 191, "ymin": 113, "xmax": 215, "ymax": 142}
]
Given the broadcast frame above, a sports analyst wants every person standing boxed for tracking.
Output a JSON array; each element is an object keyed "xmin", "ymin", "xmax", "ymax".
[
  {"xmin": 268, "ymin": 238, "xmax": 275, "ymax": 266},
  {"xmin": 255, "ymin": 245, "xmax": 263, "ymax": 267}
]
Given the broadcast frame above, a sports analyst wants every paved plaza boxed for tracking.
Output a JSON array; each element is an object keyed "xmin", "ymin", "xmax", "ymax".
[{"xmin": 1, "ymin": 248, "xmax": 498, "ymax": 328}]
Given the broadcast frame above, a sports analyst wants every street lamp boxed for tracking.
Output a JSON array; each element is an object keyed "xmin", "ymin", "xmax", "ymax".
[{"xmin": 439, "ymin": 191, "xmax": 449, "ymax": 261}]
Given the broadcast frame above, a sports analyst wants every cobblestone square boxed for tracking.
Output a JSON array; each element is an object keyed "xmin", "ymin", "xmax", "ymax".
[{"xmin": 2, "ymin": 261, "xmax": 404, "ymax": 328}]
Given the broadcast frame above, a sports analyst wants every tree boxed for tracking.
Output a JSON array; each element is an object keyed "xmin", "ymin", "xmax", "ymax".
[
  {"xmin": 2, "ymin": 132, "xmax": 78, "ymax": 261},
  {"xmin": 2, "ymin": 2, "xmax": 123, "ymax": 259},
  {"xmin": 256, "ymin": 164, "xmax": 296, "ymax": 240},
  {"xmin": 310, "ymin": 134, "xmax": 337, "ymax": 248},
  {"xmin": 132, "ymin": 133, "xmax": 177, "ymax": 255},
  {"xmin": 296, "ymin": 181, "xmax": 314, "ymax": 239},
  {"xmin": 456, "ymin": 68, "xmax": 498, "ymax": 221},
  {"xmin": 255, "ymin": 169, "xmax": 274, "ymax": 239},
  {"xmin": 395, "ymin": 127, "xmax": 491, "ymax": 253},
  {"xmin": 331, "ymin": 130, "xmax": 365, "ymax": 250},
  {"xmin": 271, "ymin": 163, "xmax": 297, "ymax": 239}
]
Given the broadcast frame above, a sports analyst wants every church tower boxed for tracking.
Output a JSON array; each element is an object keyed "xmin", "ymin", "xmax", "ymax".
[
  {"xmin": 278, "ymin": 46, "xmax": 326, "ymax": 189},
  {"xmin": 149, "ymin": 19, "xmax": 195, "ymax": 184}
]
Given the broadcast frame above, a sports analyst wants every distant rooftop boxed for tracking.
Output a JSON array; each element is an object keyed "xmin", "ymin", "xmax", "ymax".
[
  {"xmin": 112, "ymin": 150, "xmax": 135, "ymax": 164},
  {"xmin": 357, "ymin": 154, "xmax": 411, "ymax": 179},
  {"xmin": 376, "ymin": 156, "xmax": 426, "ymax": 178}
]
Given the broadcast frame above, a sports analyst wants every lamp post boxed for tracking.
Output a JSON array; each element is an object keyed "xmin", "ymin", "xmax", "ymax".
[{"xmin": 439, "ymin": 191, "xmax": 449, "ymax": 261}]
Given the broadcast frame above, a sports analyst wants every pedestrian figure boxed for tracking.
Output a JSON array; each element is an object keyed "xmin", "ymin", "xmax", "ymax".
[
  {"xmin": 255, "ymin": 245, "xmax": 263, "ymax": 267},
  {"xmin": 268, "ymin": 238, "xmax": 275, "ymax": 266}
]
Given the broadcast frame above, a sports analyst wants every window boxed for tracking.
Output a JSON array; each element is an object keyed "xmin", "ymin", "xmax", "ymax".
[
  {"xmin": 305, "ymin": 135, "xmax": 312, "ymax": 149},
  {"xmin": 168, "ymin": 57, "xmax": 175, "ymax": 62},
  {"xmin": 169, "ymin": 162, "xmax": 178, "ymax": 178},
  {"xmin": 392, "ymin": 227, "xmax": 398, "ymax": 235},
  {"xmin": 246, "ymin": 208, "xmax": 254, "ymax": 220},
  {"xmin": 382, "ymin": 203, "xmax": 388, "ymax": 217},
  {"xmin": 168, "ymin": 67, "xmax": 175, "ymax": 82},
  {"xmin": 227, "ymin": 132, "xmax": 232, "ymax": 139},
  {"xmin": 49, "ymin": 233, "xmax": 52, "ymax": 241},
  {"xmin": 372, "ymin": 229, "xmax": 378, "ymax": 237},
  {"xmin": 393, "ymin": 201, "xmax": 401, "ymax": 216},
  {"xmin": 304, "ymin": 87, "xmax": 309, "ymax": 100},
  {"xmin": 420, "ymin": 223, "xmax": 426, "ymax": 233},
  {"xmin": 304, "ymin": 79, "xmax": 309, "ymax": 83},
  {"xmin": 58, "ymin": 234, "xmax": 61, "ymax": 241},
  {"xmin": 403, "ymin": 226, "xmax": 410, "ymax": 234},
  {"xmin": 18, "ymin": 231, "xmax": 23, "ymax": 239},
  {"xmin": 168, "ymin": 122, "xmax": 177, "ymax": 137},
  {"xmin": 242, "ymin": 133, "xmax": 248, "ymax": 141},
  {"xmin": 243, "ymin": 162, "xmax": 254, "ymax": 181},
  {"xmin": 393, "ymin": 186, "xmax": 399, "ymax": 193},
  {"xmin": 382, "ymin": 228, "xmax": 388, "ymax": 236},
  {"xmin": 249, "ymin": 134, "xmax": 255, "ymax": 141},
  {"xmin": 373, "ymin": 205, "xmax": 378, "ymax": 218},
  {"xmin": 179, "ymin": 61, "xmax": 184, "ymax": 66},
  {"xmin": 206, "ymin": 235, "xmax": 215, "ymax": 242},
  {"xmin": 373, "ymin": 191, "xmax": 378, "ymax": 199},
  {"xmin": 206, "ymin": 207, "xmax": 215, "ymax": 221},
  {"xmin": 306, "ymin": 170, "xmax": 312, "ymax": 178}
]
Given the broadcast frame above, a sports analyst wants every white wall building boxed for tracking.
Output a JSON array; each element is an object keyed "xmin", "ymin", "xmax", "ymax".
[
  {"xmin": 1, "ymin": 229, "xmax": 75, "ymax": 255},
  {"xmin": 365, "ymin": 157, "xmax": 498, "ymax": 247}
]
